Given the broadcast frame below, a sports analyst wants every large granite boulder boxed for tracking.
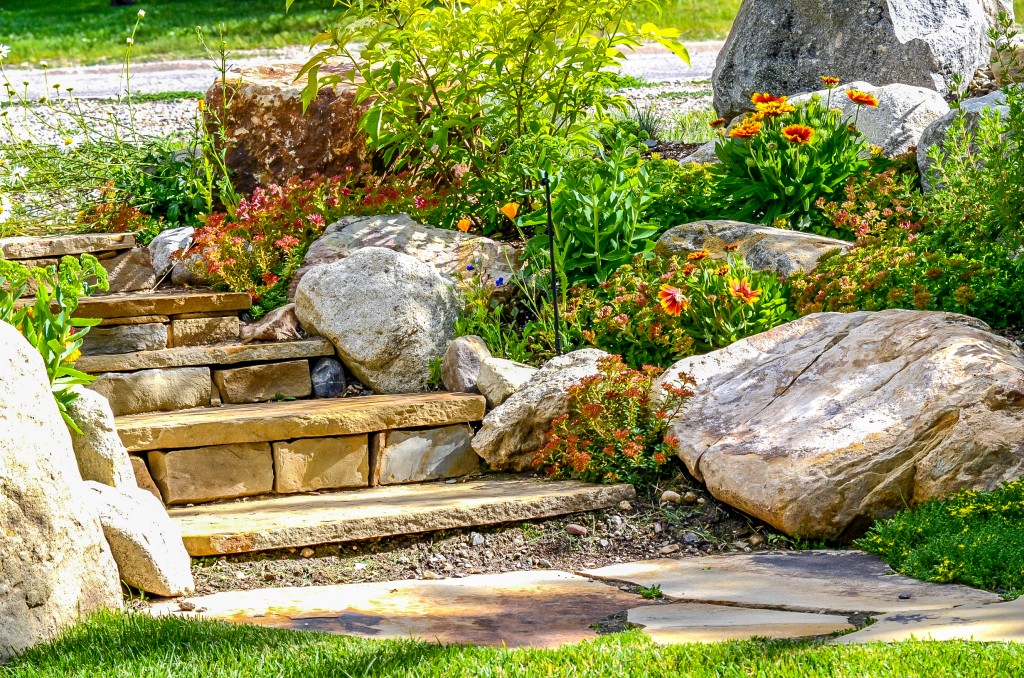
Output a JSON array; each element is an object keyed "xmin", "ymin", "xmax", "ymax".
[
  {"xmin": 66, "ymin": 387, "xmax": 136, "ymax": 489},
  {"xmin": 472, "ymin": 349, "xmax": 608, "ymax": 471},
  {"xmin": 84, "ymin": 481, "xmax": 195, "ymax": 598},
  {"xmin": 655, "ymin": 220, "xmax": 851, "ymax": 278},
  {"xmin": 713, "ymin": 0, "xmax": 1002, "ymax": 121},
  {"xmin": 791, "ymin": 82, "xmax": 949, "ymax": 156},
  {"xmin": 0, "ymin": 323, "xmax": 121, "ymax": 661},
  {"xmin": 917, "ymin": 90, "xmax": 1009, "ymax": 192},
  {"xmin": 289, "ymin": 214, "xmax": 519, "ymax": 298},
  {"xmin": 655, "ymin": 310, "xmax": 1024, "ymax": 541},
  {"xmin": 205, "ymin": 64, "xmax": 370, "ymax": 196},
  {"xmin": 296, "ymin": 247, "xmax": 460, "ymax": 394}
]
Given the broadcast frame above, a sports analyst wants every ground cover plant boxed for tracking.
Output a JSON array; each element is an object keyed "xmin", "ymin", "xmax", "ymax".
[{"xmin": 858, "ymin": 480, "xmax": 1024, "ymax": 597}]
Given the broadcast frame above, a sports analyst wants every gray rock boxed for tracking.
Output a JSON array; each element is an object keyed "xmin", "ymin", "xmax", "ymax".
[
  {"xmin": 80, "ymin": 322, "xmax": 168, "ymax": 356},
  {"xmin": 713, "ymin": 0, "xmax": 1001, "ymax": 121},
  {"xmin": 656, "ymin": 310, "xmax": 1024, "ymax": 540},
  {"xmin": 477, "ymin": 357, "xmax": 538, "ymax": 408},
  {"xmin": 472, "ymin": 349, "xmax": 608, "ymax": 471},
  {"xmin": 0, "ymin": 323, "xmax": 121, "ymax": 661},
  {"xmin": 441, "ymin": 336, "xmax": 492, "ymax": 394},
  {"xmin": 311, "ymin": 357, "xmax": 347, "ymax": 398},
  {"xmin": 375, "ymin": 425, "xmax": 480, "ymax": 485},
  {"xmin": 240, "ymin": 303, "xmax": 302, "ymax": 343},
  {"xmin": 791, "ymin": 82, "xmax": 949, "ymax": 156},
  {"xmin": 83, "ymin": 481, "xmax": 195, "ymax": 597},
  {"xmin": 295, "ymin": 247, "xmax": 460, "ymax": 394},
  {"xmin": 655, "ymin": 220, "xmax": 850, "ymax": 278},
  {"xmin": 917, "ymin": 91, "xmax": 1010, "ymax": 192},
  {"xmin": 148, "ymin": 226, "xmax": 194, "ymax": 279},
  {"xmin": 679, "ymin": 140, "xmax": 719, "ymax": 165},
  {"xmin": 290, "ymin": 213, "xmax": 519, "ymax": 297},
  {"xmin": 66, "ymin": 387, "xmax": 136, "ymax": 489}
]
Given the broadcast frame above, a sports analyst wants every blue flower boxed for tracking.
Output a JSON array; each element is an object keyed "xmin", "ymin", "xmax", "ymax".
[
  {"xmin": 466, "ymin": 264, "xmax": 475, "ymax": 272},
  {"xmin": 495, "ymin": 277, "xmax": 505, "ymax": 286}
]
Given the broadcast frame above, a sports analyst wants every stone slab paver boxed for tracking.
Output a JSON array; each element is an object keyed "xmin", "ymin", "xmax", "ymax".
[
  {"xmin": 627, "ymin": 603, "xmax": 853, "ymax": 644},
  {"xmin": 835, "ymin": 597, "xmax": 1024, "ymax": 644},
  {"xmin": 582, "ymin": 551, "xmax": 999, "ymax": 614},
  {"xmin": 0, "ymin": 232, "xmax": 134, "ymax": 259},
  {"xmin": 168, "ymin": 478, "xmax": 634, "ymax": 555},
  {"xmin": 74, "ymin": 290, "xmax": 250, "ymax": 319},
  {"xmin": 115, "ymin": 392, "xmax": 486, "ymax": 452},
  {"xmin": 149, "ymin": 570, "xmax": 649, "ymax": 648},
  {"xmin": 77, "ymin": 338, "xmax": 333, "ymax": 373}
]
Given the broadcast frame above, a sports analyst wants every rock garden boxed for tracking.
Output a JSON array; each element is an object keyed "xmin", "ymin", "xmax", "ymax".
[{"xmin": 1, "ymin": 0, "xmax": 1024, "ymax": 674}]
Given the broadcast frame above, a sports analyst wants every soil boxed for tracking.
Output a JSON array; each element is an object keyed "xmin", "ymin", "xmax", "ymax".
[{"xmin": 188, "ymin": 472, "xmax": 791, "ymax": 597}]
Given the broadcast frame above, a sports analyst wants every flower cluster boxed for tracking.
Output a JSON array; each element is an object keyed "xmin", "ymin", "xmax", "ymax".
[{"xmin": 532, "ymin": 355, "xmax": 695, "ymax": 487}]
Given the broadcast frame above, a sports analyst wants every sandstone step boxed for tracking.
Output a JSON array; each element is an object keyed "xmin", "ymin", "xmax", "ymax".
[
  {"xmin": 76, "ymin": 338, "xmax": 334, "ymax": 373},
  {"xmin": 115, "ymin": 392, "xmax": 488, "ymax": 452},
  {"xmin": 169, "ymin": 477, "xmax": 635, "ymax": 556},
  {"xmin": 74, "ymin": 290, "xmax": 250, "ymax": 320},
  {"xmin": 0, "ymin": 232, "xmax": 135, "ymax": 260}
]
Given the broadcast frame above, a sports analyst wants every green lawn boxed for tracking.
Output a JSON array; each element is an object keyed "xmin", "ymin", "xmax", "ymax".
[{"xmin": 3, "ymin": 612, "xmax": 1024, "ymax": 677}]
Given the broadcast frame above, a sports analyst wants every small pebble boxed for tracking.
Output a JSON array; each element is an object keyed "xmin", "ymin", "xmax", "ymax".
[
  {"xmin": 748, "ymin": 534, "xmax": 765, "ymax": 547},
  {"xmin": 300, "ymin": 548, "xmax": 315, "ymax": 559},
  {"xmin": 682, "ymin": 533, "xmax": 700, "ymax": 544},
  {"xmin": 733, "ymin": 541, "xmax": 750, "ymax": 550},
  {"xmin": 566, "ymin": 523, "xmax": 588, "ymax": 536},
  {"xmin": 178, "ymin": 601, "xmax": 196, "ymax": 612},
  {"xmin": 682, "ymin": 491, "xmax": 699, "ymax": 504},
  {"xmin": 660, "ymin": 490, "xmax": 682, "ymax": 505},
  {"xmin": 599, "ymin": 538, "xmax": 610, "ymax": 548},
  {"xmin": 660, "ymin": 544, "xmax": 681, "ymax": 555},
  {"xmin": 697, "ymin": 497, "xmax": 706, "ymax": 505},
  {"xmin": 422, "ymin": 571, "xmax": 442, "ymax": 580},
  {"xmin": 353, "ymin": 563, "xmax": 367, "ymax": 571},
  {"xmin": 617, "ymin": 500, "xmax": 634, "ymax": 512},
  {"xmin": 898, "ymin": 593, "xmax": 912, "ymax": 600},
  {"xmin": 469, "ymin": 532, "xmax": 485, "ymax": 547}
]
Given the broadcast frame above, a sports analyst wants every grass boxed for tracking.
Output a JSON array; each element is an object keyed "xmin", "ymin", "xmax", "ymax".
[
  {"xmin": 857, "ymin": 480, "xmax": 1024, "ymax": 598},
  {"xmin": 3, "ymin": 611, "xmax": 1024, "ymax": 677}
]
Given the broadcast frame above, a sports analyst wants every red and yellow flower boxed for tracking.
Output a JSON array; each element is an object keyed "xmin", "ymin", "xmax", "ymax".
[
  {"xmin": 687, "ymin": 248, "xmax": 711, "ymax": 261},
  {"xmin": 751, "ymin": 92, "xmax": 787, "ymax": 105},
  {"xmin": 781, "ymin": 124, "xmax": 815, "ymax": 144},
  {"xmin": 729, "ymin": 118, "xmax": 762, "ymax": 139},
  {"xmin": 658, "ymin": 284, "xmax": 690, "ymax": 316},
  {"xmin": 821, "ymin": 76, "xmax": 840, "ymax": 88},
  {"xmin": 709, "ymin": 117, "xmax": 726, "ymax": 128},
  {"xmin": 755, "ymin": 100, "xmax": 796, "ymax": 117},
  {"xmin": 846, "ymin": 89, "xmax": 879, "ymax": 107},
  {"xmin": 727, "ymin": 277, "xmax": 762, "ymax": 305}
]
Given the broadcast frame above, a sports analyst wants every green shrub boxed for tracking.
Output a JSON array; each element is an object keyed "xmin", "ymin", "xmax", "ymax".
[
  {"xmin": 642, "ymin": 159, "xmax": 720, "ymax": 231},
  {"xmin": 532, "ymin": 354, "xmax": 693, "ymax": 486},
  {"xmin": 712, "ymin": 90, "xmax": 871, "ymax": 234},
  {"xmin": 571, "ymin": 252, "xmax": 791, "ymax": 368},
  {"xmin": 0, "ymin": 255, "xmax": 108, "ymax": 431},
  {"xmin": 857, "ymin": 480, "xmax": 1024, "ymax": 596}
]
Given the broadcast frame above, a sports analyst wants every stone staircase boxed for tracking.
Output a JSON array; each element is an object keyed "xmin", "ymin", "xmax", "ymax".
[{"xmin": 3, "ymin": 233, "xmax": 633, "ymax": 556}]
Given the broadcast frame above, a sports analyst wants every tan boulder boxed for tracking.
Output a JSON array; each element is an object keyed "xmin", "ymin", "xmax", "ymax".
[
  {"xmin": 655, "ymin": 220, "xmax": 850, "ymax": 278},
  {"xmin": 65, "ymin": 387, "xmax": 136, "ymax": 489},
  {"xmin": 656, "ymin": 310, "xmax": 1024, "ymax": 540},
  {"xmin": 205, "ymin": 64, "xmax": 370, "ymax": 196},
  {"xmin": 0, "ymin": 323, "xmax": 121, "ymax": 660},
  {"xmin": 472, "ymin": 349, "xmax": 608, "ymax": 471}
]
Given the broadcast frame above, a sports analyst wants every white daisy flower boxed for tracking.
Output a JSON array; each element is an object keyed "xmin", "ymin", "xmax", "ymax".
[
  {"xmin": 0, "ymin": 44, "xmax": 10, "ymax": 61},
  {"xmin": 126, "ymin": 37, "xmax": 134, "ymax": 45},
  {"xmin": 138, "ymin": 9, "xmax": 146, "ymax": 18},
  {"xmin": 59, "ymin": 136, "xmax": 82, "ymax": 152},
  {"xmin": 7, "ymin": 166, "xmax": 28, "ymax": 185}
]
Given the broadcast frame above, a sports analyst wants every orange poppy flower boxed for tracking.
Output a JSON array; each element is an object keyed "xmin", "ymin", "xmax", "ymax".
[
  {"xmin": 727, "ymin": 277, "xmax": 762, "ymax": 305},
  {"xmin": 456, "ymin": 218, "xmax": 471, "ymax": 232},
  {"xmin": 499, "ymin": 202, "xmax": 520, "ymax": 220},
  {"xmin": 751, "ymin": 92, "xmax": 786, "ymax": 105},
  {"xmin": 846, "ymin": 89, "xmax": 879, "ymax": 107},
  {"xmin": 755, "ymin": 100, "xmax": 796, "ymax": 117},
  {"xmin": 729, "ymin": 119, "xmax": 762, "ymax": 139},
  {"xmin": 781, "ymin": 124, "xmax": 815, "ymax": 144},
  {"xmin": 658, "ymin": 285, "xmax": 690, "ymax": 316},
  {"xmin": 821, "ymin": 76, "xmax": 840, "ymax": 89}
]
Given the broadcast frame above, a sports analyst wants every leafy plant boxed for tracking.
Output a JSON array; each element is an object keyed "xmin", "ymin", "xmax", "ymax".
[
  {"xmin": 712, "ymin": 90, "xmax": 871, "ymax": 234},
  {"xmin": 533, "ymin": 354, "xmax": 694, "ymax": 487},
  {"xmin": 641, "ymin": 159, "xmax": 720, "ymax": 232},
  {"xmin": 295, "ymin": 0, "xmax": 689, "ymax": 187},
  {"xmin": 0, "ymin": 255, "xmax": 108, "ymax": 431},
  {"xmin": 857, "ymin": 480, "xmax": 1024, "ymax": 596},
  {"xmin": 571, "ymin": 252, "xmax": 791, "ymax": 368}
]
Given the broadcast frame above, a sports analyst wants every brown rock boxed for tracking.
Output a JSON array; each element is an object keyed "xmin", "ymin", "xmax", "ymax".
[
  {"xmin": 0, "ymin": 232, "xmax": 134, "ymax": 260},
  {"xmin": 212, "ymin": 360, "xmax": 312, "ymax": 404},
  {"xmin": 240, "ymin": 304, "xmax": 302, "ymax": 344},
  {"xmin": 89, "ymin": 367, "xmax": 212, "ymax": 416},
  {"xmin": 204, "ymin": 64, "xmax": 370, "ymax": 196},
  {"xmin": 566, "ymin": 524, "xmax": 588, "ymax": 536},
  {"xmin": 171, "ymin": 316, "xmax": 241, "ymax": 347},
  {"xmin": 373, "ymin": 425, "xmax": 479, "ymax": 485},
  {"xmin": 100, "ymin": 248, "xmax": 157, "ymax": 294},
  {"xmin": 77, "ymin": 338, "xmax": 333, "ymax": 374},
  {"xmin": 75, "ymin": 291, "xmax": 250, "ymax": 321},
  {"xmin": 80, "ymin": 323, "xmax": 168, "ymax": 356},
  {"xmin": 149, "ymin": 443, "xmax": 274, "ymax": 505},
  {"xmin": 98, "ymin": 315, "xmax": 170, "ymax": 327},
  {"xmin": 130, "ymin": 455, "xmax": 163, "ymax": 501},
  {"xmin": 273, "ymin": 436, "xmax": 369, "ymax": 493}
]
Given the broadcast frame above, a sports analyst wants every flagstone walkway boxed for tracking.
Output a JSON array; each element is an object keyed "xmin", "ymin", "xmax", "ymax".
[{"xmin": 149, "ymin": 551, "xmax": 1023, "ymax": 648}]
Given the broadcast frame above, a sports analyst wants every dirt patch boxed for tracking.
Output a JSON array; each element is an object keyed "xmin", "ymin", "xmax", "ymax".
[{"xmin": 188, "ymin": 473, "xmax": 790, "ymax": 596}]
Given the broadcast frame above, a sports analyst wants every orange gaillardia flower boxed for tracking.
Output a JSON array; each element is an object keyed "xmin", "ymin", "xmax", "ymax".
[
  {"xmin": 658, "ymin": 285, "xmax": 690, "ymax": 316},
  {"xmin": 781, "ymin": 124, "xmax": 815, "ymax": 144},
  {"xmin": 846, "ymin": 89, "xmax": 879, "ymax": 107},
  {"xmin": 456, "ymin": 218, "xmax": 472, "ymax": 232},
  {"xmin": 499, "ymin": 202, "xmax": 520, "ymax": 220},
  {"xmin": 709, "ymin": 118, "xmax": 726, "ymax": 128},
  {"xmin": 821, "ymin": 76, "xmax": 840, "ymax": 88},
  {"xmin": 687, "ymin": 248, "xmax": 711, "ymax": 261},
  {"xmin": 751, "ymin": 92, "xmax": 786, "ymax": 105},
  {"xmin": 755, "ymin": 100, "xmax": 796, "ymax": 117},
  {"xmin": 729, "ymin": 118, "xmax": 762, "ymax": 139},
  {"xmin": 727, "ymin": 277, "xmax": 762, "ymax": 305}
]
